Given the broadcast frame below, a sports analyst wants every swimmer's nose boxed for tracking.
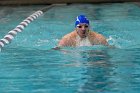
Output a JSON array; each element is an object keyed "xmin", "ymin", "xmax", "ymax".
[
  {"xmin": 81, "ymin": 26, "xmax": 86, "ymax": 30},
  {"xmin": 82, "ymin": 27, "xmax": 87, "ymax": 33}
]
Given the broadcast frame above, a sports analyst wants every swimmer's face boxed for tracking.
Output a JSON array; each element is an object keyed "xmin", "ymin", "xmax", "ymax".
[{"xmin": 76, "ymin": 23, "xmax": 89, "ymax": 38}]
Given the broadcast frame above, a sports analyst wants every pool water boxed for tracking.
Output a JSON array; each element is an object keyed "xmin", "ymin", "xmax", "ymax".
[{"xmin": 1, "ymin": 2, "xmax": 140, "ymax": 93}]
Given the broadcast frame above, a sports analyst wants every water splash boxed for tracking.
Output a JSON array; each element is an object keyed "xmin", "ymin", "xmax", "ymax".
[{"xmin": 107, "ymin": 35, "xmax": 132, "ymax": 49}]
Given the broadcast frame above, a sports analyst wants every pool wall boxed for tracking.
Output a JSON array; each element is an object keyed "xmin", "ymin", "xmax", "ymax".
[{"xmin": 0, "ymin": 0, "xmax": 139, "ymax": 5}]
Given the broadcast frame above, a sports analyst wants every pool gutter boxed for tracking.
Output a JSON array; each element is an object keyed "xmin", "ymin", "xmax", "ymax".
[{"xmin": 0, "ymin": 0, "xmax": 140, "ymax": 5}]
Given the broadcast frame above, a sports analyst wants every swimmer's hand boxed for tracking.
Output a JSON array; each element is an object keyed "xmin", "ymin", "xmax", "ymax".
[
  {"xmin": 52, "ymin": 47, "xmax": 61, "ymax": 50},
  {"xmin": 108, "ymin": 45, "xmax": 116, "ymax": 49}
]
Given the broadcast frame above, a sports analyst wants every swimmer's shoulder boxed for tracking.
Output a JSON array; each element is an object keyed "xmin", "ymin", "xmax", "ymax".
[
  {"xmin": 89, "ymin": 31, "xmax": 108, "ymax": 45},
  {"xmin": 58, "ymin": 31, "xmax": 77, "ymax": 47},
  {"xmin": 88, "ymin": 31, "xmax": 97, "ymax": 38},
  {"xmin": 89, "ymin": 31, "xmax": 105, "ymax": 39},
  {"xmin": 63, "ymin": 31, "xmax": 77, "ymax": 39}
]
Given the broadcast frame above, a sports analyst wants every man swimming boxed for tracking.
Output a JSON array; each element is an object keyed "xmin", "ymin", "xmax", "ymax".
[{"xmin": 58, "ymin": 15, "xmax": 108, "ymax": 47}]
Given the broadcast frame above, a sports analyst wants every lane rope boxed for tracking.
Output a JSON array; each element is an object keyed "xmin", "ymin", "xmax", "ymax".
[{"xmin": 0, "ymin": 4, "xmax": 63, "ymax": 51}]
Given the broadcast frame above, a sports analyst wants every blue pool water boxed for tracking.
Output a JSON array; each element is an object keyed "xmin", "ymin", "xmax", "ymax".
[{"xmin": 0, "ymin": 2, "xmax": 140, "ymax": 93}]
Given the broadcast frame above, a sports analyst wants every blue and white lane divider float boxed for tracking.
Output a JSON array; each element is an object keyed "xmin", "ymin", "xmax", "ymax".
[{"xmin": 0, "ymin": 4, "xmax": 59, "ymax": 51}]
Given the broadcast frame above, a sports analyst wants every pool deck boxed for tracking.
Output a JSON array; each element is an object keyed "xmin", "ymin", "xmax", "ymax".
[{"xmin": 0, "ymin": 0, "xmax": 140, "ymax": 5}]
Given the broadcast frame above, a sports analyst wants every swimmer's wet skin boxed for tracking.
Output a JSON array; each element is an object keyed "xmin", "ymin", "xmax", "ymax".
[{"xmin": 57, "ymin": 15, "xmax": 108, "ymax": 48}]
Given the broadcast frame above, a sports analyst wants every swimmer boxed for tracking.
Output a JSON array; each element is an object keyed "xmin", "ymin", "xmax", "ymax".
[{"xmin": 57, "ymin": 15, "xmax": 108, "ymax": 48}]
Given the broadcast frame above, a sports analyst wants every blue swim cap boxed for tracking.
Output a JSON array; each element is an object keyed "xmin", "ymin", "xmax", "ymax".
[{"xmin": 75, "ymin": 15, "xmax": 89, "ymax": 27}]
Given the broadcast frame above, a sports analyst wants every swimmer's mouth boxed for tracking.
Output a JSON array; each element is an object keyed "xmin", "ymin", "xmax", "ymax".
[
  {"xmin": 81, "ymin": 30, "xmax": 86, "ymax": 34},
  {"xmin": 81, "ymin": 34, "xmax": 87, "ymax": 38}
]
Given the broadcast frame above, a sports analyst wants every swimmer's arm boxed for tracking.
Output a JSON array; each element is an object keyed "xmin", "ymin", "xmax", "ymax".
[
  {"xmin": 98, "ymin": 34, "xmax": 109, "ymax": 46},
  {"xmin": 98, "ymin": 34, "xmax": 116, "ymax": 48},
  {"xmin": 52, "ymin": 46, "xmax": 61, "ymax": 50},
  {"xmin": 58, "ymin": 38, "xmax": 68, "ymax": 47},
  {"xmin": 90, "ymin": 31, "xmax": 108, "ymax": 46},
  {"xmin": 101, "ymin": 38, "xmax": 109, "ymax": 46},
  {"xmin": 52, "ymin": 39, "xmax": 69, "ymax": 50}
]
